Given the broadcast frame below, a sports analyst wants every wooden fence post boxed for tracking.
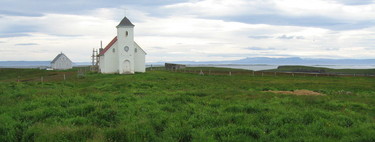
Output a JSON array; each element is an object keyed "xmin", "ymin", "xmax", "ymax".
[
  {"xmin": 63, "ymin": 74, "xmax": 66, "ymax": 81},
  {"xmin": 41, "ymin": 76, "xmax": 44, "ymax": 83},
  {"xmin": 199, "ymin": 70, "xmax": 204, "ymax": 75},
  {"xmin": 261, "ymin": 72, "xmax": 264, "ymax": 77},
  {"xmin": 252, "ymin": 71, "xmax": 255, "ymax": 76},
  {"xmin": 229, "ymin": 71, "xmax": 232, "ymax": 76}
]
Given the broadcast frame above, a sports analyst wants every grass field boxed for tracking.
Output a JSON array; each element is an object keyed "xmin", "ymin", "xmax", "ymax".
[{"xmin": 0, "ymin": 68, "xmax": 374, "ymax": 141}]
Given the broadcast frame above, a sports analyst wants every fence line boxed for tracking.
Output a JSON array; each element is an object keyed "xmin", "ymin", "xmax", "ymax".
[
  {"xmin": 5, "ymin": 67, "xmax": 374, "ymax": 82},
  {"xmin": 5, "ymin": 67, "xmax": 92, "ymax": 83}
]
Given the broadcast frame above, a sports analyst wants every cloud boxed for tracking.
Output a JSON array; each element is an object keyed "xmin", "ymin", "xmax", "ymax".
[
  {"xmin": 331, "ymin": 0, "xmax": 375, "ymax": 5},
  {"xmin": 162, "ymin": 0, "xmax": 375, "ymax": 30},
  {"xmin": 1, "ymin": 1, "xmax": 375, "ymax": 62},
  {"xmin": 277, "ymin": 35, "xmax": 305, "ymax": 40},
  {"xmin": 0, "ymin": 0, "xmax": 188, "ymax": 17},
  {"xmin": 248, "ymin": 36, "xmax": 273, "ymax": 39},
  {"xmin": 15, "ymin": 43, "xmax": 38, "ymax": 46},
  {"xmin": 245, "ymin": 47, "xmax": 277, "ymax": 50},
  {"xmin": 0, "ymin": 10, "xmax": 43, "ymax": 17},
  {"xmin": 325, "ymin": 47, "xmax": 339, "ymax": 51},
  {"xmin": 151, "ymin": 47, "xmax": 164, "ymax": 49},
  {"xmin": 0, "ymin": 33, "xmax": 32, "ymax": 38}
]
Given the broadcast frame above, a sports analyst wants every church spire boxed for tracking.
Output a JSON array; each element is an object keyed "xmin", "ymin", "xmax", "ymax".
[{"xmin": 116, "ymin": 16, "xmax": 134, "ymax": 28}]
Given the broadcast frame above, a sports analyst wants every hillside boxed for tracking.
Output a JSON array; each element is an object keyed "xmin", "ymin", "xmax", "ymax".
[{"xmin": 0, "ymin": 68, "xmax": 374, "ymax": 141}]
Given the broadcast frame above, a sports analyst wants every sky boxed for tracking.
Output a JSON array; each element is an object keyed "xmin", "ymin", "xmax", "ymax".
[{"xmin": 0, "ymin": 0, "xmax": 374, "ymax": 62}]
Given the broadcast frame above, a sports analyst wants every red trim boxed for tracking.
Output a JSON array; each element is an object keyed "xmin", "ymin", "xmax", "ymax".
[{"xmin": 99, "ymin": 36, "xmax": 118, "ymax": 56}]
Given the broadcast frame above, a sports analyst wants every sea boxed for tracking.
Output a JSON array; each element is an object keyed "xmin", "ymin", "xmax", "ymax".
[{"xmin": 184, "ymin": 64, "xmax": 375, "ymax": 71}]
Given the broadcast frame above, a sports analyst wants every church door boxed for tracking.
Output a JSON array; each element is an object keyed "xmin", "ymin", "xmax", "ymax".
[{"xmin": 123, "ymin": 60, "xmax": 131, "ymax": 74}]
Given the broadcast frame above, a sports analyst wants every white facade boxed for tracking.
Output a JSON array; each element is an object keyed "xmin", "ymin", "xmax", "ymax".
[
  {"xmin": 51, "ymin": 53, "xmax": 73, "ymax": 70},
  {"xmin": 98, "ymin": 17, "xmax": 146, "ymax": 74}
]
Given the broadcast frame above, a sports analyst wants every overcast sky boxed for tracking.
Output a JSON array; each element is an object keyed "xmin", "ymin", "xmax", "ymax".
[{"xmin": 0, "ymin": 0, "xmax": 374, "ymax": 62}]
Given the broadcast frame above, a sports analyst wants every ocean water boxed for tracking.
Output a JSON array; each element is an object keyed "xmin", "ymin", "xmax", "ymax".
[{"xmin": 187, "ymin": 64, "xmax": 375, "ymax": 71}]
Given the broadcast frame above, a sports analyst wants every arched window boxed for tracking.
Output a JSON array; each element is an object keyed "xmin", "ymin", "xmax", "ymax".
[{"xmin": 126, "ymin": 31, "xmax": 129, "ymax": 37}]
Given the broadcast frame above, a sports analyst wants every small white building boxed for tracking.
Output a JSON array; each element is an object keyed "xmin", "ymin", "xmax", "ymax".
[
  {"xmin": 51, "ymin": 52, "xmax": 73, "ymax": 70},
  {"xmin": 98, "ymin": 16, "xmax": 146, "ymax": 74}
]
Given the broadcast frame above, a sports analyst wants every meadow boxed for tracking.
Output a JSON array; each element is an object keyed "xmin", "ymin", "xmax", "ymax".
[{"xmin": 0, "ymin": 68, "xmax": 374, "ymax": 141}]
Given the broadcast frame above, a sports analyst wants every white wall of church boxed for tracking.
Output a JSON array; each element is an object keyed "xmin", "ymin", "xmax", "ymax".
[
  {"xmin": 99, "ymin": 56, "xmax": 105, "ymax": 73},
  {"xmin": 101, "ymin": 42, "xmax": 119, "ymax": 73},
  {"xmin": 117, "ymin": 26, "xmax": 135, "ymax": 74},
  {"xmin": 134, "ymin": 44, "xmax": 146, "ymax": 72}
]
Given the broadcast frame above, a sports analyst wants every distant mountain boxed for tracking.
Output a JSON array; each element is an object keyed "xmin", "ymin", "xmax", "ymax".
[
  {"xmin": 0, "ymin": 61, "xmax": 51, "ymax": 67},
  {"xmin": 0, "ymin": 61, "xmax": 91, "ymax": 68},
  {"xmin": 233, "ymin": 57, "xmax": 375, "ymax": 65},
  {"xmin": 150, "ymin": 57, "xmax": 375, "ymax": 65}
]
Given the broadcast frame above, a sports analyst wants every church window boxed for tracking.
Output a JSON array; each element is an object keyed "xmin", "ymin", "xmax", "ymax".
[
  {"xmin": 113, "ymin": 48, "xmax": 115, "ymax": 53},
  {"xmin": 135, "ymin": 48, "xmax": 137, "ymax": 53},
  {"xmin": 126, "ymin": 31, "xmax": 129, "ymax": 37},
  {"xmin": 124, "ymin": 46, "xmax": 129, "ymax": 52}
]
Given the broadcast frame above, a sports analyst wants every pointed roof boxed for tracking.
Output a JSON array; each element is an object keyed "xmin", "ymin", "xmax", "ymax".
[
  {"xmin": 116, "ymin": 16, "xmax": 134, "ymax": 27},
  {"xmin": 99, "ymin": 36, "xmax": 118, "ymax": 56},
  {"xmin": 51, "ymin": 53, "xmax": 72, "ymax": 63}
]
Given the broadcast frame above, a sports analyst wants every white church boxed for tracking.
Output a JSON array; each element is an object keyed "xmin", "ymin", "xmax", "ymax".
[{"xmin": 98, "ymin": 16, "xmax": 146, "ymax": 74}]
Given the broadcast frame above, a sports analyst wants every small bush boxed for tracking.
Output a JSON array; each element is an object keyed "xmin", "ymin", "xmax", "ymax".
[{"xmin": 105, "ymin": 128, "xmax": 128, "ymax": 142}]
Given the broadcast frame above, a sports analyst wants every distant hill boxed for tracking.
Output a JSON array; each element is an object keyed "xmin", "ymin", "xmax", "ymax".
[
  {"xmin": 0, "ymin": 61, "xmax": 91, "ymax": 68},
  {"xmin": 264, "ymin": 65, "xmax": 375, "ymax": 75},
  {"xmin": 151, "ymin": 57, "xmax": 375, "ymax": 65}
]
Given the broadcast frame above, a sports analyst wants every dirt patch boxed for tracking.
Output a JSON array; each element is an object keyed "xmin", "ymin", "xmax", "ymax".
[{"xmin": 265, "ymin": 90, "xmax": 324, "ymax": 96}]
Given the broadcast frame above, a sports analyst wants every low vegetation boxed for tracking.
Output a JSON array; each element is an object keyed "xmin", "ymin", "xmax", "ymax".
[{"xmin": 0, "ymin": 68, "xmax": 374, "ymax": 141}]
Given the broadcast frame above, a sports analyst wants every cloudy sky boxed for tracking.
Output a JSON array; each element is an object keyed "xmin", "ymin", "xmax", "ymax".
[{"xmin": 0, "ymin": 0, "xmax": 374, "ymax": 62}]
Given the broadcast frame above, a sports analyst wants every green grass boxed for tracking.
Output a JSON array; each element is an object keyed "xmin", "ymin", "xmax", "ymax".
[
  {"xmin": 0, "ymin": 68, "xmax": 374, "ymax": 141},
  {"xmin": 265, "ymin": 65, "xmax": 375, "ymax": 75}
]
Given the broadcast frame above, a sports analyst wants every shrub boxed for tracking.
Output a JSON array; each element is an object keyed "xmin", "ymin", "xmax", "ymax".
[
  {"xmin": 89, "ymin": 109, "xmax": 118, "ymax": 127},
  {"xmin": 105, "ymin": 128, "xmax": 128, "ymax": 142}
]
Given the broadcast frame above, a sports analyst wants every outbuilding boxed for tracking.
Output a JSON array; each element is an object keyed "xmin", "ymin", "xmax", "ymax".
[
  {"xmin": 165, "ymin": 63, "xmax": 186, "ymax": 70},
  {"xmin": 51, "ymin": 52, "xmax": 73, "ymax": 70}
]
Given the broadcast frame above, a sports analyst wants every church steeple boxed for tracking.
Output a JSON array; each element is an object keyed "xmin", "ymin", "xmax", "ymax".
[{"xmin": 116, "ymin": 16, "xmax": 134, "ymax": 28}]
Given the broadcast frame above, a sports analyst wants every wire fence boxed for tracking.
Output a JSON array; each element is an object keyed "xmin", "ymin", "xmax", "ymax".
[
  {"xmin": 2, "ymin": 67, "xmax": 91, "ymax": 83},
  {"xmin": 3, "ymin": 66, "xmax": 374, "ymax": 83}
]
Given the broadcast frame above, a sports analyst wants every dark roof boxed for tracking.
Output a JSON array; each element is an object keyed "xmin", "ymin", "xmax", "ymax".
[
  {"xmin": 117, "ymin": 16, "xmax": 134, "ymax": 27},
  {"xmin": 51, "ymin": 53, "xmax": 72, "ymax": 63}
]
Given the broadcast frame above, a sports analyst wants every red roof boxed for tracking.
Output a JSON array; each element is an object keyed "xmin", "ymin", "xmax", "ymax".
[{"xmin": 99, "ymin": 36, "xmax": 118, "ymax": 56}]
